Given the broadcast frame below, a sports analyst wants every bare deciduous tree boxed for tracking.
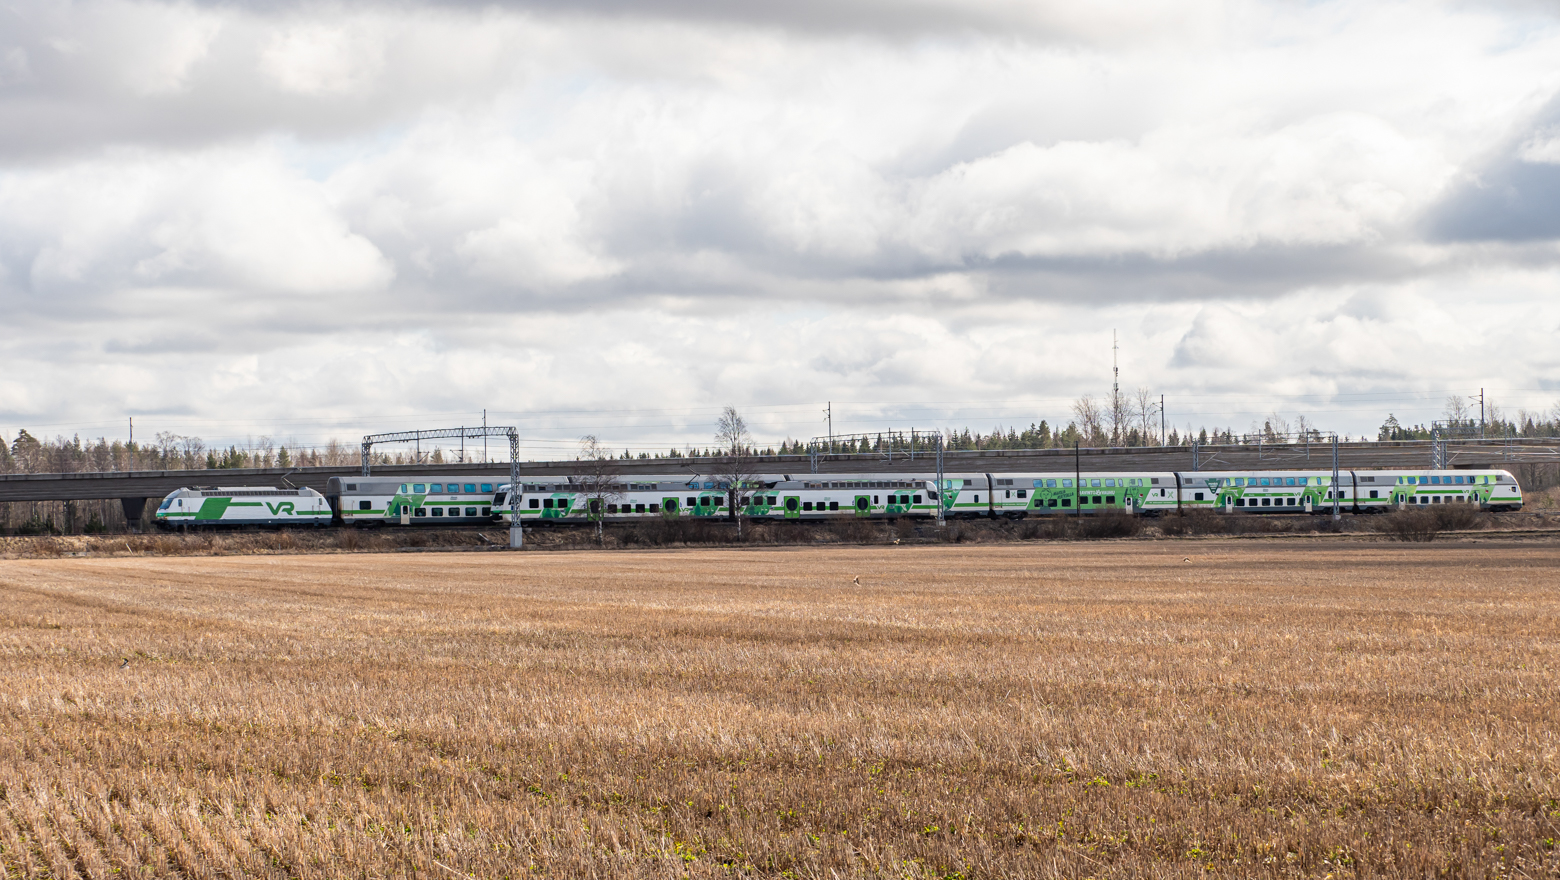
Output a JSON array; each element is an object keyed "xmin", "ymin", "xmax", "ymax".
[
  {"xmin": 1107, "ymin": 386, "xmax": 1128, "ymax": 446},
  {"xmin": 574, "ymin": 435, "xmax": 622, "ymax": 544},
  {"xmin": 1264, "ymin": 413, "xmax": 1292, "ymax": 442},
  {"xmin": 1071, "ymin": 396, "xmax": 1105, "ymax": 446},
  {"xmin": 1443, "ymin": 395, "xmax": 1471, "ymax": 424},
  {"xmin": 1133, "ymin": 387, "xmax": 1158, "ymax": 446},
  {"xmin": 713, "ymin": 406, "xmax": 760, "ymax": 539}
]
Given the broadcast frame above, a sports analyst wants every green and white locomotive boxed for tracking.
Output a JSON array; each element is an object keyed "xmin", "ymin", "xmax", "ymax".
[{"xmin": 154, "ymin": 486, "xmax": 332, "ymax": 528}]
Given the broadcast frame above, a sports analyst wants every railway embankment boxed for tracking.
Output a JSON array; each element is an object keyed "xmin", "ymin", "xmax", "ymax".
[{"xmin": 2, "ymin": 508, "xmax": 1557, "ymax": 559}]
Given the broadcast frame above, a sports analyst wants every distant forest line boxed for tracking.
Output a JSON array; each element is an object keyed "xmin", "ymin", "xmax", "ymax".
[{"xmin": 4, "ymin": 394, "xmax": 1557, "ymax": 476}]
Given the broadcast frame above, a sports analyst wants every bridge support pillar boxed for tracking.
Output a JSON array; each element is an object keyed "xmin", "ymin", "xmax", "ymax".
[{"xmin": 120, "ymin": 497, "xmax": 149, "ymax": 533}]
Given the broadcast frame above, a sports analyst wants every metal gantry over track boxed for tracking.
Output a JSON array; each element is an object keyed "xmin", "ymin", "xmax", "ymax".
[{"xmin": 361, "ymin": 426, "xmax": 524, "ymax": 549}]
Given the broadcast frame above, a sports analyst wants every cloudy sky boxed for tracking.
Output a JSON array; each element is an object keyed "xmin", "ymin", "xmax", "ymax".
[{"xmin": 2, "ymin": 0, "xmax": 1559, "ymax": 456}]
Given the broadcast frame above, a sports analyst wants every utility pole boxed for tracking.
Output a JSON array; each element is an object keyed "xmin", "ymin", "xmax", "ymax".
[
  {"xmin": 1160, "ymin": 394, "xmax": 1166, "ymax": 446},
  {"xmin": 128, "ymin": 417, "xmax": 133, "ymax": 447},
  {"xmin": 1480, "ymin": 388, "xmax": 1485, "ymax": 440},
  {"xmin": 934, "ymin": 432, "xmax": 945, "ymax": 530},
  {"xmin": 483, "ymin": 409, "xmax": 487, "ymax": 462},
  {"xmin": 825, "ymin": 402, "xmax": 833, "ymax": 453},
  {"xmin": 1112, "ymin": 330, "xmax": 1120, "ymax": 446},
  {"xmin": 1074, "ymin": 440, "xmax": 1082, "ymax": 520},
  {"xmin": 1331, "ymin": 433, "xmax": 1342, "ymax": 522}
]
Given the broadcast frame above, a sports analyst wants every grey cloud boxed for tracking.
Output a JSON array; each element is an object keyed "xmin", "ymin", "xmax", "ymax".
[
  {"xmin": 195, "ymin": 0, "xmax": 1168, "ymax": 40},
  {"xmin": 1424, "ymin": 95, "xmax": 1560, "ymax": 243},
  {"xmin": 1426, "ymin": 158, "xmax": 1560, "ymax": 243}
]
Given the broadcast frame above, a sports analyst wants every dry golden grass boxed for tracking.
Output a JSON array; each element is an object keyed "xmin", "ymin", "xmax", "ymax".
[{"xmin": 1, "ymin": 541, "xmax": 1558, "ymax": 878}]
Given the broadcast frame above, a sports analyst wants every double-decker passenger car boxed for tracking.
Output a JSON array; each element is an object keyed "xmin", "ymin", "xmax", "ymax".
[
  {"xmin": 325, "ymin": 476, "xmax": 501, "ymax": 526},
  {"xmin": 1373, "ymin": 469, "xmax": 1523, "ymax": 511},
  {"xmin": 495, "ymin": 473, "xmax": 944, "ymax": 525},
  {"xmin": 987, "ymin": 472, "xmax": 1177, "ymax": 518}
]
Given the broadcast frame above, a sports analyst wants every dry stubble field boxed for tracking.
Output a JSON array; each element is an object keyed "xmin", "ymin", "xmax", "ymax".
[{"xmin": 1, "ymin": 542, "xmax": 1558, "ymax": 879}]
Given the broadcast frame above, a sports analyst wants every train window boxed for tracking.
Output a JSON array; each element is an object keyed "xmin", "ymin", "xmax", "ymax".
[
  {"xmin": 464, "ymin": 484, "xmax": 476, "ymax": 493},
  {"xmin": 1284, "ymin": 478, "xmax": 1295, "ymax": 486},
  {"xmin": 1194, "ymin": 492, "xmax": 1204, "ymax": 500},
  {"xmin": 527, "ymin": 499, "xmax": 539, "ymax": 508},
  {"xmin": 542, "ymin": 498, "xmax": 553, "ymax": 509},
  {"xmin": 912, "ymin": 495, "xmax": 922, "ymax": 504},
  {"xmin": 1105, "ymin": 479, "xmax": 1115, "ymax": 487},
  {"xmin": 1088, "ymin": 479, "xmax": 1099, "ymax": 488},
  {"xmin": 974, "ymin": 495, "xmax": 980, "ymax": 503},
  {"xmin": 1017, "ymin": 489, "xmax": 1027, "ymax": 498},
  {"xmin": 358, "ymin": 500, "xmax": 371, "ymax": 510},
  {"xmin": 431, "ymin": 508, "xmax": 443, "ymax": 516},
  {"xmin": 415, "ymin": 508, "xmax": 426, "ymax": 516},
  {"xmin": 1369, "ymin": 490, "xmax": 1378, "ymax": 499},
  {"xmin": 1234, "ymin": 478, "xmax": 1244, "ymax": 486},
  {"xmin": 1105, "ymin": 496, "xmax": 1115, "ymax": 506},
  {"xmin": 1062, "ymin": 479, "xmax": 1073, "ymax": 488},
  {"xmin": 481, "ymin": 484, "xmax": 493, "ymax": 492},
  {"xmin": 1060, "ymin": 498, "xmax": 1071, "ymax": 507},
  {"xmin": 399, "ymin": 484, "xmax": 407, "ymax": 493},
  {"xmin": 1453, "ymin": 476, "xmax": 1464, "ymax": 484},
  {"xmin": 1236, "ymin": 498, "xmax": 1245, "ymax": 507},
  {"xmin": 430, "ymin": 483, "xmax": 442, "ymax": 493},
  {"xmin": 1046, "ymin": 499, "xmax": 1057, "ymax": 507},
  {"xmin": 1044, "ymin": 479, "xmax": 1055, "ymax": 488},
  {"xmin": 465, "ymin": 507, "xmax": 477, "ymax": 516},
  {"xmin": 1429, "ymin": 476, "xmax": 1440, "ymax": 485},
  {"xmin": 608, "ymin": 504, "xmax": 619, "ymax": 513},
  {"xmin": 1090, "ymin": 495, "xmax": 1101, "ymax": 505},
  {"xmin": 803, "ymin": 501, "xmax": 813, "ymax": 511}
]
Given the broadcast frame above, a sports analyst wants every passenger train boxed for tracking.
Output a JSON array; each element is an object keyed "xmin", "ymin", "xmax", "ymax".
[
  {"xmin": 153, "ymin": 468, "xmax": 1522, "ymax": 529},
  {"xmin": 492, "ymin": 467, "xmax": 1523, "ymax": 526}
]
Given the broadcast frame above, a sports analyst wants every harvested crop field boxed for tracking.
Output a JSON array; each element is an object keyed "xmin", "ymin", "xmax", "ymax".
[{"xmin": 1, "ymin": 542, "xmax": 1558, "ymax": 878}]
